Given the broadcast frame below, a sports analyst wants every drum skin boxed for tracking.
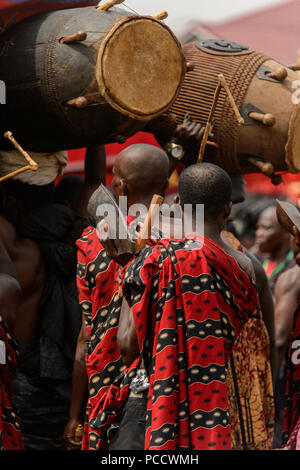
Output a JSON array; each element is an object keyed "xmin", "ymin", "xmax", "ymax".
[
  {"xmin": 151, "ymin": 41, "xmax": 300, "ymax": 174},
  {"xmin": 0, "ymin": 6, "xmax": 185, "ymax": 152}
]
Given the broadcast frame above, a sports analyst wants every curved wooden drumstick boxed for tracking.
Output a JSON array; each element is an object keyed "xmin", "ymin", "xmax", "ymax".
[
  {"xmin": 136, "ymin": 194, "xmax": 164, "ymax": 252},
  {"xmin": 97, "ymin": 0, "xmax": 125, "ymax": 11},
  {"xmin": 0, "ymin": 131, "xmax": 38, "ymax": 183}
]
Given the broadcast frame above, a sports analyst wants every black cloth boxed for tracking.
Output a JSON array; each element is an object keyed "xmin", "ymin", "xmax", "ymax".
[
  {"xmin": 108, "ymin": 397, "xmax": 147, "ymax": 451},
  {"xmin": 17, "ymin": 203, "xmax": 89, "ymax": 380},
  {"xmin": 13, "ymin": 203, "xmax": 89, "ymax": 449}
]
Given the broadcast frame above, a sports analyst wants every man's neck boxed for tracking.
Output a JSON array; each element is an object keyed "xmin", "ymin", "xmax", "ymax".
[
  {"xmin": 203, "ymin": 220, "xmax": 223, "ymax": 245},
  {"xmin": 183, "ymin": 214, "xmax": 223, "ymax": 243},
  {"xmin": 268, "ymin": 244, "xmax": 291, "ymax": 263}
]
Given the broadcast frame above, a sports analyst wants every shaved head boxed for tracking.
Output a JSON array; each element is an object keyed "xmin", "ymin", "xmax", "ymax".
[{"xmin": 114, "ymin": 144, "xmax": 169, "ymax": 199}]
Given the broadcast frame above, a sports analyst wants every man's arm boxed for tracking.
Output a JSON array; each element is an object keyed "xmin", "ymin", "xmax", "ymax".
[
  {"xmin": 63, "ymin": 313, "xmax": 89, "ymax": 450},
  {"xmin": 75, "ymin": 145, "xmax": 106, "ymax": 218},
  {"xmin": 0, "ymin": 239, "xmax": 20, "ymax": 331},
  {"xmin": 274, "ymin": 267, "xmax": 300, "ymax": 368},
  {"xmin": 117, "ymin": 297, "xmax": 140, "ymax": 367},
  {"xmin": 246, "ymin": 249, "xmax": 277, "ymax": 382}
]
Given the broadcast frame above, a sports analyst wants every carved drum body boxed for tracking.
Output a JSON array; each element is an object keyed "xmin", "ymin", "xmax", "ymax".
[
  {"xmin": 0, "ymin": 6, "xmax": 185, "ymax": 152},
  {"xmin": 153, "ymin": 40, "xmax": 300, "ymax": 175}
]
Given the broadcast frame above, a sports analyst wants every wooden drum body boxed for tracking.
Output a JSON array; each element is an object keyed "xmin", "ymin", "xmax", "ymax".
[
  {"xmin": 152, "ymin": 40, "xmax": 300, "ymax": 174},
  {"xmin": 0, "ymin": 6, "xmax": 185, "ymax": 152}
]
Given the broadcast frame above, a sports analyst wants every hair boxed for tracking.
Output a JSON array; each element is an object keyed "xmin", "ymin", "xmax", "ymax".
[
  {"xmin": 178, "ymin": 163, "xmax": 232, "ymax": 218},
  {"xmin": 54, "ymin": 174, "xmax": 84, "ymax": 208}
]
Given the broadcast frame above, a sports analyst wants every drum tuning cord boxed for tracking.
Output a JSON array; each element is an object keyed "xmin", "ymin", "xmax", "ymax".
[{"xmin": 121, "ymin": 3, "xmax": 139, "ymax": 16}]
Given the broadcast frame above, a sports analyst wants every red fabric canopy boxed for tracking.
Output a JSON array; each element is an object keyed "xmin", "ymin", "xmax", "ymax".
[{"xmin": 0, "ymin": 0, "xmax": 99, "ymax": 32}]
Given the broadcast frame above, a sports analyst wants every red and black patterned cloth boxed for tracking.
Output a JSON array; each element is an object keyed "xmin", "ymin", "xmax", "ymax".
[
  {"xmin": 121, "ymin": 235, "xmax": 273, "ymax": 450},
  {"xmin": 282, "ymin": 305, "xmax": 300, "ymax": 449},
  {"xmin": 0, "ymin": 315, "xmax": 23, "ymax": 450},
  {"xmin": 76, "ymin": 225, "xmax": 127, "ymax": 449},
  {"xmin": 78, "ymin": 233, "xmax": 274, "ymax": 450},
  {"xmin": 76, "ymin": 217, "xmax": 149, "ymax": 450}
]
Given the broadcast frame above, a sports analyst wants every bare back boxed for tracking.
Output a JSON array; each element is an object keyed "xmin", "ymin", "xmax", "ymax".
[{"xmin": 0, "ymin": 215, "xmax": 46, "ymax": 341}]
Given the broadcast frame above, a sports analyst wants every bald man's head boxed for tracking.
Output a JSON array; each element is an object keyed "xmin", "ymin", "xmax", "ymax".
[{"xmin": 112, "ymin": 144, "xmax": 169, "ymax": 204}]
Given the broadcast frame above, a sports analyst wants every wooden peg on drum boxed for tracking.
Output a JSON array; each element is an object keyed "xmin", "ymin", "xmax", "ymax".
[
  {"xmin": 248, "ymin": 111, "xmax": 276, "ymax": 127},
  {"xmin": 186, "ymin": 62, "xmax": 195, "ymax": 72},
  {"xmin": 65, "ymin": 96, "xmax": 89, "ymax": 109},
  {"xmin": 265, "ymin": 67, "xmax": 288, "ymax": 82},
  {"xmin": 152, "ymin": 12, "xmax": 168, "ymax": 21},
  {"xmin": 247, "ymin": 156, "xmax": 282, "ymax": 185},
  {"xmin": 59, "ymin": 31, "xmax": 87, "ymax": 44},
  {"xmin": 97, "ymin": 0, "xmax": 125, "ymax": 11}
]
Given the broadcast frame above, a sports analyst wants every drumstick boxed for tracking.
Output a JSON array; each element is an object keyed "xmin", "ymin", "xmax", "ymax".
[
  {"xmin": 97, "ymin": 0, "xmax": 125, "ymax": 11},
  {"xmin": 218, "ymin": 74, "xmax": 244, "ymax": 126},
  {"xmin": 0, "ymin": 131, "xmax": 39, "ymax": 183},
  {"xmin": 4, "ymin": 131, "xmax": 38, "ymax": 169},
  {"xmin": 198, "ymin": 74, "xmax": 244, "ymax": 163},
  {"xmin": 135, "ymin": 195, "xmax": 163, "ymax": 252}
]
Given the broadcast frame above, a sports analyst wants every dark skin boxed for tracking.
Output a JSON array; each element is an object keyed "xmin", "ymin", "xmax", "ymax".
[
  {"xmin": 0, "ymin": 146, "xmax": 105, "ymax": 340},
  {"xmin": 0, "ymin": 215, "xmax": 45, "ymax": 342},
  {"xmin": 0, "ymin": 239, "xmax": 21, "ymax": 332},
  {"xmin": 63, "ymin": 313, "xmax": 89, "ymax": 450},
  {"xmin": 273, "ymin": 227, "xmax": 300, "ymax": 370},
  {"xmin": 246, "ymin": 249, "xmax": 277, "ymax": 382},
  {"xmin": 64, "ymin": 144, "xmax": 170, "ymax": 448},
  {"xmin": 166, "ymin": 121, "xmax": 205, "ymax": 176},
  {"xmin": 254, "ymin": 206, "xmax": 291, "ymax": 261},
  {"xmin": 274, "ymin": 264, "xmax": 300, "ymax": 368},
  {"xmin": 117, "ymin": 202, "xmax": 256, "ymax": 368}
]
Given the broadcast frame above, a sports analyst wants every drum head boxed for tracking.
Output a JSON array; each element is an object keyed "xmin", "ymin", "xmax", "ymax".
[
  {"xmin": 286, "ymin": 103, "xmax": 300, "ymax": 173},
  {"xmin": 96, "ymin": 16, "xmax": 185, "ymax": 121}
]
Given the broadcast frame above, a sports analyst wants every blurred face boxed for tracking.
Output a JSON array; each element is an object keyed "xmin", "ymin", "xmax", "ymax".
[{"xmin": 255, "ymin": 207, "xmax": 288, "ymax": 253}]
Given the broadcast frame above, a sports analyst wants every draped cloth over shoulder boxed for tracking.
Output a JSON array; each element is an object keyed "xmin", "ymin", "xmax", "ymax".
[{"xmin": 123, "ymin": 236, "xmax": 274, "ymax": 450}]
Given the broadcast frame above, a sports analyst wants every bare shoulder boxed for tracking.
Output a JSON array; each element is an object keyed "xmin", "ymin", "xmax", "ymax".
[
  {"xmin": 232, "ymin": 249, "xmax": 255, "ymax": 280},
  {"xmin": 220, "ymin": 237, "xmax": 255, "ymax": 280},
  {"xmin": 275, "ymin": 264, "xmax": 300, "ymax": 292}
]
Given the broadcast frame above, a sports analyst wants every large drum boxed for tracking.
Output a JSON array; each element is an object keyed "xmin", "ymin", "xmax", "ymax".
[
  {"xmin": 0, "ymin": 6, "xmax": 186, "ymax": 152},
  {"xmin": 150, "ymin": 39, "xmax": 300, "ymax": 174}
]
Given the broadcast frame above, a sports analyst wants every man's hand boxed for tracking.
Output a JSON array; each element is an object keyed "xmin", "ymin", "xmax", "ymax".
[
  {"xmin": 174, "ymin": 120, "xmax": 205, "ymax": 148},
  {"xmin": 166, "ymin": 118, "xmax": 205, "ymax": 170},
  {"xmin": 63, "ymin": 419, "xmax": 83, "ymax": 450}
]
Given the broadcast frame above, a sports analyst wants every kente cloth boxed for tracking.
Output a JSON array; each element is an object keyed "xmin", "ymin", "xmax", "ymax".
[
  {"xmin": 76, "ymin": 216, "xmax": 143, "ymax": 450},
  {"xmin": 282, "ymin": 304, "xmax": 300, "ymax": 448},
  {"xmin": 123, "ymin": 235, "xmax": 274, "ymax": 450},
  {"xmin": 76, "ymin": 225, "xmax": 127, "ymax": 450},
  {"xmin": 76, "ymin": 221, "xmax": 161, "ymax": 450},
  {"xmin": 0, "ymin": 1, "xmax": 98, "ymax": 33},
  {"xmin": 0, "ymin": 314, "xmax": 23, "ymax": 450}
]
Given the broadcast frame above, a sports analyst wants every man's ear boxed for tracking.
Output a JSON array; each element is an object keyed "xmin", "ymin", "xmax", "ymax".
[
  {"xmin": 174, "ymin": 194, "xmax": 180, "ymax": 204},
  {"xmin": 224, "ymin": 201, "xmax": 233, "ymax": 220},
  {"xmin": 120, "ymin": 179, "xmax": 128, "ymax": 196}
]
